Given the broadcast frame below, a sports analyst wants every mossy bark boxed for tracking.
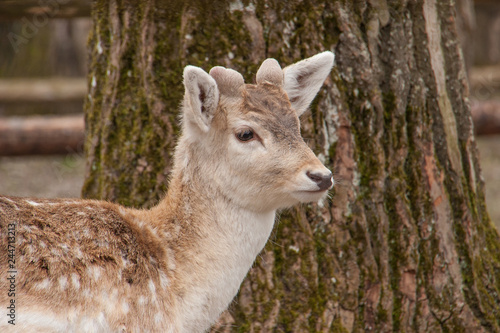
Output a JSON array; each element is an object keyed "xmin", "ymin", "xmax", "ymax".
[{"xmin": 84, "ymin": 0, "xmax": 500, "ymax": 331}]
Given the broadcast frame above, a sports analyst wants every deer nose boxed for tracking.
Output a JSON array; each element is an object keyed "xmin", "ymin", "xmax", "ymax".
[{"xmin": 306, "ymin": 171, "xmax": 333, "ymax": 191}]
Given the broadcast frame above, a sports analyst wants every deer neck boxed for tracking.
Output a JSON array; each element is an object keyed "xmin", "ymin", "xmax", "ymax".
[{"xmin": 150, "ymin": 153, "xmax": 276, "ymax": 330}]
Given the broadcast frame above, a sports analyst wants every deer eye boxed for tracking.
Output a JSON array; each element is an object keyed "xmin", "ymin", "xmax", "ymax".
[{"xmin": 235, "ymin": 128, "xmax": 254, "ymax": 142}]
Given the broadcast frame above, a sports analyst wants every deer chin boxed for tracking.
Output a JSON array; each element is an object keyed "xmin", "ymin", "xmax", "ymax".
[{"xmin": 291, "ymin": 189, "xmax": 330, "ymax": 203}]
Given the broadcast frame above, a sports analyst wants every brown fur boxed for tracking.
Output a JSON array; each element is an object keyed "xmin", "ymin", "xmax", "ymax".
[{"xmin": 0, "ymin": 196, "xmax": 174, "ymax": 330}]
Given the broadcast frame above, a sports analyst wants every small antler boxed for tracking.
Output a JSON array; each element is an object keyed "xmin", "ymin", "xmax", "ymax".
[
  {"xmin": 209, "ymin": 66, "xmax": 244, "ymax": 97},
  {"xmin": 256, "ymin": 58, "xmax": 283, "ymax": 86}
]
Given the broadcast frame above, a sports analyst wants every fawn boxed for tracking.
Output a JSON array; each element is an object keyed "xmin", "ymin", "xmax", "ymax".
[{"xmin": 0, "ymin": 51, "xmax": 334, "ymax": 332}]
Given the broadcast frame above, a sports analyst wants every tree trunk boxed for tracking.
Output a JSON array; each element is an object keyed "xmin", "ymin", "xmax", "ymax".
[{"xmin": 83, "ymin": 1, "xmax": 500, "ymax": 331}]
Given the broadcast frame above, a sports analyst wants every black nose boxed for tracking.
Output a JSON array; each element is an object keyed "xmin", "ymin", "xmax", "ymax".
[{"xmin": 306, "ymin": 171, "xmax": 333, "ymax": 191}]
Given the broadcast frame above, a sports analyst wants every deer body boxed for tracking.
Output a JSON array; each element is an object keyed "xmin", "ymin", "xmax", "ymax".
[{"xmin": 0, "ymin": 52, "xmax": 334, "ymax": 332}]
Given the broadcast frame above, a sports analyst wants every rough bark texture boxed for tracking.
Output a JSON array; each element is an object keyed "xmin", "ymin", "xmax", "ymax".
[{"xmin": 84, "ymin": 0, "xmax": 500, "ymax": 331}]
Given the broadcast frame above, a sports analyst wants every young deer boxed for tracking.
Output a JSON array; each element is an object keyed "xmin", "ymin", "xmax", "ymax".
[{"xmin": 0, "ymin": 51, "xmax": 334, "ymax": 332}]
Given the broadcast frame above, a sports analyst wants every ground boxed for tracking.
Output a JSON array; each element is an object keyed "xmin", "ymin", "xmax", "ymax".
[
  {"xmin": 1, "ymin": 135, "xmax": 500, "ymax": 231},
  {"xmin": 0, "ymin": 154, "xmax": 85, "ymax": 198}
]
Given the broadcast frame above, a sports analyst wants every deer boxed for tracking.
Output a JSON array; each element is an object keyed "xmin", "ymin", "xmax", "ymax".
[{"xmin": 0, "ymin": 51, "xmax": 335, "ymax": 332}]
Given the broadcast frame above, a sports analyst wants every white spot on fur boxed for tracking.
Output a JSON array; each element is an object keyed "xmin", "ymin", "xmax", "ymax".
[
  {"xmin": 166, "ymin": 248, "xmax": 176, "ymax": 270},
  {"xmin": 35, "ymin": 278, "xmax": 50, "ymax": 290},
  {"xmin": 138, "ymin": 295, "xmax": 147, "ymax": 305},
  {"xmin": 155, "ymin": 312, "xmax": 163, "ymax": 324},
  {"xmin": 103, "ymin": 288, "xmax": 118, "ymax": 303},
  {"xmin": 96, "ymin": 239, "xmax": 110, "ymax": 249},
  {"xmin": 135, "ymin": 219, "xmax": 145, "ymax": 228},
  {"xmin": 87, "ymin": 266, "xmax": 102, "ymax": 281},
  {"xmin": 58, "ymin": 276, "xmax": 68, "ymax": 290},
  {"xmin": 159, "ymin": 271, "xmax": 170, "ymax": 289},
  {"xmin": 148, "ymin": 226, "xmax": 159, "ymax": 236},
  {"xmin": 21, "ymin": 244, "xmax": 33, "ymax": 256},
  {"xmin": 148, "ymin": 280, "xmax": 156, "ymax": 294},
  {"xmin": 26, "ymin": 200, "xmax": 42, "ymax": 206},
  {"xmin": 122, "ymin": 301, "xmax": 130, "ymax": 314},
  {"xmin": 97, "ymin": 312, "xmax": 107, "ymax": 325},
  {"xmin": 71, "ymin": 273, "xmax": 80, "ymax": 289},
  {"xmin": 74, "ymin": 248, "xmax": 83, "ymax": 258},
  {"xmin": 149, "ymin": 280, "xmax": 158, "ymax": 303},
  {"xmin": 83, "ymin": 288, "xmax": 92, "ymax": 298}
]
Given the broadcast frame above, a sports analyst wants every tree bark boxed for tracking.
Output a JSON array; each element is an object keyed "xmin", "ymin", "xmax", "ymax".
[{"xmin": 84, "ymin": 0, "xmax": 500, "ymax": 331}]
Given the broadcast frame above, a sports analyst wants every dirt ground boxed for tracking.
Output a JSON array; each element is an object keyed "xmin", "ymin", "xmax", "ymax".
[
  {"xmin": 1, "ymin": 136, "xmax": 500, "ymax": 231},
  {"xmin": 0, "ymin": 154, "xmax": 85, "ymax": 199}
]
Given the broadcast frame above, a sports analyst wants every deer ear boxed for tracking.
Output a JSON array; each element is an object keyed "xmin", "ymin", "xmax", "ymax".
[
  {"xmin": 183, "ymin": 65, "xmax": 220, "ymax": 133},
  {"xmin": 283, "ymin": 51, "xmax": 335, "ymax": 116}
]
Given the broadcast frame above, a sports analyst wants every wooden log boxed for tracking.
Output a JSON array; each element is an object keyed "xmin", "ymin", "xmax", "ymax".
[
  {"xmin": 0, "ymin": 115, "xmax": 84, "ymax": 156},
  {"xmin": 0, "ymin": 0, "xmax": 91, "ymax": 19},
  {"xmin": 0, "ymin": 78, "xmax": 86, "ymax": 103},
  {"xmin": 471, "ymin": 100, "xmax": 500, "ymax": 135},
  {"xmin": 469, "ymin": 65, "xmax": 500, "ymax": 92}
]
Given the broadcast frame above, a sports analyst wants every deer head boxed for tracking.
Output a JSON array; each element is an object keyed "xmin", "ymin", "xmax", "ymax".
[{"xmin": 180, "ymin": 52, "xmax": 335, "ymax": 212}]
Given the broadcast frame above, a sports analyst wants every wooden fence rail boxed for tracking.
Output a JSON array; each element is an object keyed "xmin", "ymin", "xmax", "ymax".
[
  {"xmin": 0, "ymin": 78, "xmax": 86, "ymax": 103},
  {"xmin": 0, "ymin": 115, "xmax": 84, "ymax": 155}
]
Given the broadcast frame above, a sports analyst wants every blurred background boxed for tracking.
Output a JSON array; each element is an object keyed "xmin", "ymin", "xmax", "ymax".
[{"xmin": 0, "ymin": 0, "xmax": 499, "ymax": 229}]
